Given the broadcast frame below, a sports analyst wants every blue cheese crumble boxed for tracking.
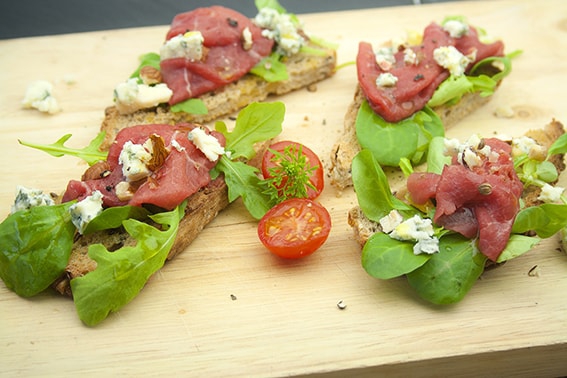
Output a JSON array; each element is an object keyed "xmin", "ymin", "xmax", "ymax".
[
  {"xmin": 22, "ymin": 80, "xmax": 61, "ymax": 114},
  {"xmin": 433, "ymin": 45, "xmax": 475, "ymax": 77},
  {"xmin": 442, "ymin": 20, "xmax": 470, "ymax": 38},
  {"xmin": 113, "ymin": 78, "xmax": 173, "ymax": 115},
  {"xmin": 376, "ymin": 72, "xmax": 398, "ymax": 88},
  {"xmin": 11, "ymin": 185, "xmax": 55, "ymax": 214},
  {"xmin": 380, "ymin": 210, "xmax": 439, "ymax": 255},
  {"xmin": 119, "ymin": 140, "xmax": 154, "ymax": 181},
  {"xmin": 254, "ymin": 7, "xmax": 304, "ymax": 56},
  {"xmin": 69, "ymin": 190, "xmax": 103, "ymax": 234},
  {"xmin": 188, "ymin": 128, "xmax": 225, "ymax": 162},
  {"xmin": 160, "ymin": 31, "xmax": 205, "ymax": 61}
]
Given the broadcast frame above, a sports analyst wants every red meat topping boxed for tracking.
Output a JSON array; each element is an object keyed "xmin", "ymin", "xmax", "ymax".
[
  {"xmin": 356, "ymin": 22, "xmax": 504, "ymax": 123},
  {"xmin": 160, "ymin": 6, "xmax": 274, "ymax": 104},
  {"xmin": 407, "ymin": 138, "xmax": 522, "ymax": 261},
  {"xmin": 62, "ymin": 124, "xmax": 225, "ymax": 210}
]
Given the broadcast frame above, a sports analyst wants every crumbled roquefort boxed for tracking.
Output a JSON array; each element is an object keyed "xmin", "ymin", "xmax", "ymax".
[
  {"xmin": 442, "ymin": 20, "xmax": 469, "ymax": 38},
  {"xmin": 160, "ymin": 31, "xmax": 205, "ymax": 61},
  {"xmin": 538, "ymin": 183, "xmax": 564, "ymax": 203},
  {"xmin": 433, "ymin": 45, "xmax": 475, "ymax": 77},
  {"xmin": 242, "ymin": 27, "xmax": 253, "ymax": 50},
  {"xmin": 376, "ymin": 72, "xmax": 398, "ymax": 88},
  {"xmin": 379, "ymin": 210, "xmax": 439, "ymax": 255},
  {"xmin": 374, "ymin": 46, "xmax": 396, "ymax": 71},
  {"xmin": 11, "ymin": 185, "xmax": 55, "ymax": 214},
  {"xmin": 69, "ymin": 190, "xmax": 103, "ymax": 234},
  {"xmin": 113, "ymin": 78, "xmax": 172, "ymax": 115},
  {"xmin": 188, "ymin": 127, "xmax": 225, "ymax": 162},
  {"xmin": 119, "ymin": 140, "xmax": 154, "ymax": 181},
  {"xmin": 254, "ymin": 7, "xmax": 304, "ymax": 56},
  {"xmin": 22, "ymin": 80, "xmax": 61, "ymax": 114}
]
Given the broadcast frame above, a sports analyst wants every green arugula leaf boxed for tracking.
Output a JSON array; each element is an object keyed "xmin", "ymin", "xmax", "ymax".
[
  {"xmin": 362, "ymin": 232, "xmax": 431, "ymax": 280},
  {"xmin": 255, "ymin": 0, "xmax": 287, "ymax": 13},
  {"xmin": 356, "ymin": 101, "xmax": 444, "ymax": 167},
  {"xmin": 71, "ymin": 202, "xmax": 185, "ymax": 326},
  {"xmin": 0, "ymin": 203, "xmax": 76, "ymax": 297},
  {"xmin": 216, "ymin": 156, "xmax": 272, "ymax": 220},
  {"xmin": 250, "ymin": 53, "xmax": 289, "ymax": 82},
  {"xmin": 547, "ymin": 132, "xmax": 567, "ymax": 157},
  {"xmin": 426, "ymin": 136, "xmax": 451, "ymax": 174},
  {"xmin": 130, "ymin": 52, "xmax": 161, "ymax": 82},
  {"xmin": 352, "ymin": 149, "xmax": 416, "ymax": 222},
  {"xmin": 83, "ymin": 206, "xmax": 150, "ymax": 235},
  {"xmin": 406, "ymin": 234, "xmax": 487, "ymax": 304},
  {"xmin": 170, "ymin": 98, "xmax": 209, "ymax": 115},
  {"xmin": 217, "ymin": 101, "xmax": 284, "ymax": 160},
  {"xmin": 19, "ymin": 132, "xmax": 108, "ymax": 166}
]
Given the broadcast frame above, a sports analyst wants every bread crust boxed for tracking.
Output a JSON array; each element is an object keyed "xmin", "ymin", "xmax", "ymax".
[
  {"xmin": 347, "ymin": 120, "xmax": 566, "ymax": 247},
  {"xmin": 100, "ymin": 46, "xmax": 336, "ymax": 149},
  {"xmin": 328, "ymin": 85, "xmax": 494, "ymax": 191}
]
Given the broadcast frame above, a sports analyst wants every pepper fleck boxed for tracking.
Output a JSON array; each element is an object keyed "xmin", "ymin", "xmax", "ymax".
[
  {"xmin": 105, "ymin": 185, "xmax": 113, "ymax": 192},
  {"xmin": 414, "ymin": 74, "xmax": 424, "ymax": 81},
  {"xmin": 227, "ymin": 18, "xmax": 238, "ymax": 27}
]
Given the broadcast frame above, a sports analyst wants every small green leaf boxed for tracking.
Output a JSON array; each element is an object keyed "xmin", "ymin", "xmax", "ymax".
[
  {"xmin": 19, "ymin": 132, "xmax": 108, "ymax": 166},
  {"xmin": 216, "ymin": 156, "xmax": 272, "ymax": 219},
  {"xmin": 407, "ymin": 234, "xmax": 487, "ymax": 304},
  {"xmin": 547, "ymin": 133, "xmax": 567, "ymax": 157},
  {"xmin": 512, "ymin": 203, "xmax": 567, "ymax": 238},
  {"xmin": 255, "ymin": 0, "xmax": 287, "ymax": 13},
  {"xmin": 496, "ymin": 234, "xmax": 540, "ymax": 263},
  {"xmin": 0, "ymin": 203, "xmax": 76, "ymax": 297},
  {"xmin": 219, "ymin": 101, "xmax": 284, "ymax": 160},
  {"xmin": 250, "ymin": 53, "xmax": 289, "ymax": 82},
  {"xmin": 352, "ymin": 149, "xmax": 415, "ymax": 222},
  {"xmin": 170, "ymin": 98, "xmax": 208, "ymax": 115},
  {"xmin": 362, "ymin": 233, "xmax": 431, "ymax": 280},
  {"xmin": 130, "ymin": 52, "xmax": 161, "ymax": 82},
  {"xmin": 83, "ymin": 206, "xmax": 150, "ymax": 235}
]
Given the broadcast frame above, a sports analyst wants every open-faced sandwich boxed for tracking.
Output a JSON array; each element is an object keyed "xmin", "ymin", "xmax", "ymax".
[
  {"xmin": 329, "ymin": 17, "xmax": 518, "ymax": 190},
  {"xmin": 101, "ymin": 1, "xmax": 337, "ymax": 148},
  {"xmin": 348, "ymin": 120, "xmax": 567, "ymax": 304}
]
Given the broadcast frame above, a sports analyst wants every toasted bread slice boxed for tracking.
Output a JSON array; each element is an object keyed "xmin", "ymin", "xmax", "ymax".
[
  {"xmin": 100, "ymin": 46, "xmax": 336, "ymax": 149},
  {"xmin": 347, "ymin": 119, "xmax": 565, "ymax": 247},
  {"xmin": 328, "ymin": 85, "xmax": 493, "ymax": 191}
]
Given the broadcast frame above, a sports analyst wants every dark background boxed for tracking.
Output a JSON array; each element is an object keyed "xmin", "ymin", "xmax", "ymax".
[{"xmin": 0, "ymin": 0, "xmax": 461, "ymax": 40}]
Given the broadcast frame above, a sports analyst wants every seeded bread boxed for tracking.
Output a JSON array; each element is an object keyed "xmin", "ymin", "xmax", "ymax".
[
  {"xmin": 328, "ymin": 85, "xmax": 494, "ymax": 191},
  {"xmin": 347, "ymin": 119, "xmax": 566, "ymax": 247},
  {"xmin": 100, "ymin": 45, "xmax": 336, "ymax": 149}
]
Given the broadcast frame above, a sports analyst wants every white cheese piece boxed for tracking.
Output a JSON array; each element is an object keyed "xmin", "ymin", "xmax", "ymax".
[
  {"xmin": 11, "ymin": 185, "xmax": 55, "ymax": 214},
  {"xmin": 21, "ymin": 80, "xmax": 61, "ymax": 114},
  {"xmin": 160, "ymin": 31, "xmax": 205, "ymax": 61},
  {"xmin": 376, "ymin": 72, "xmax": 398, "ymax": 88},
  {"xmin": 403, "ymin": 47, "xmax": 418, "ymax": 65},
  {"xmin": 255, "ymin": 7, "xmax": 304, "ymax": 56},
  {"xmin": 188, "ymin": 128, "xmax": 225, "ymax": 162},
  {"xmin": 119, "ymin": 140, "xmax": 153, "ymax": 181},
  {"xmin": 375, "ymin": 47, "xmax": 396, "ymax": 71},
  {"xmin": 379, "ymin": 210, "xmax": 404, "ymax": 234},
  {"xmin": 538, "ymin": 183, "xmax": 564, "ymax": 203},
  {"xmin": 442, "ymin": 20, "xmax": 470, "ymax": 38},
  {"xmin": 113, "ymin": 78, "xmax": 172, "ymax": 115},
  {"xmin": 389, "ymin": 215, "xmax": 439, "ymax": 255},
  {"xmin": 433, "ymin": 45, "xmax": 475, "ymax": 77},
  {"xmin": 511, "ymin": 136, "xmax": 546, "ymax": 160},
  {"xmin": 242, "ymin": 27, "xmax": 253, "ymax": 50},
  {"xmin": 69, "ymin": 190, "xmax": 103, "ymax": 234}
]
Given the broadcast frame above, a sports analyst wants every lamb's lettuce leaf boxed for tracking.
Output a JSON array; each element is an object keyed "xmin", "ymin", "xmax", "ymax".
[
  {"xmin": 0, "ymin": 203, "xmax": 76, "ymax": 297},
  {"xmin": 71, "ymin": 202, "xmax": 185, "ymax": 326}
]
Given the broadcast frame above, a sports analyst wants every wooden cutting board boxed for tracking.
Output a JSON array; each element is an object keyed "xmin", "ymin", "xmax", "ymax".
[{"xmin": 1, "ymin": 0, "xmax": 566, "ymax": 376}]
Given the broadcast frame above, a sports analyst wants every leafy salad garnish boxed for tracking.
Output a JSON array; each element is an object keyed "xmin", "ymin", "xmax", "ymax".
[
  {"xmin": 1, "ymin": 101, "xmax": 284, "ymax": 325},
  {"xmin": 353, "ymin": 132, "xmax": 567, "ymax": 304}
]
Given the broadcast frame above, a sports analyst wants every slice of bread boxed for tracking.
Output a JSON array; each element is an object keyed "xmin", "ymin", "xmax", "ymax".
[
  {"xmin": 347, "ymin": 119, "xmax": 566, "ymax": 247},
  {"xmin": 328, "ymin": 85, "xmax": 494, "ymax": 191},
  {"xmin": 100, "ymin": 44, "xmax": 336, "ymax": 149}
]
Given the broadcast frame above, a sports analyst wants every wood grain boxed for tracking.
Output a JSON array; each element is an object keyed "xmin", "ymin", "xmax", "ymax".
[{"xmin": 1, "ymin": 1, "xmax": 566, "ymax": 376}]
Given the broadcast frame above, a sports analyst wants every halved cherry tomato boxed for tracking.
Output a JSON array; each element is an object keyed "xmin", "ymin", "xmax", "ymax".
[
  {"xmin": 258, "ymin": 198, "xmax": 331, "ymax": 259},
  {"xmin": 262, "ymin": 141, "xmax": 324, "ymax": 200}
]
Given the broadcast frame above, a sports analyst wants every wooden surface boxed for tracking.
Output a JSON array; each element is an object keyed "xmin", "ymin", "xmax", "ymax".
[{"xmin": 1, "ymin": 1, "xmax": 566, "ymax": 376}]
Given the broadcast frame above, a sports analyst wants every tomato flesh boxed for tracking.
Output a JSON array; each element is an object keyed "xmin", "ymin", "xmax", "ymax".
[
  {"xmin": 258, "ymin": 198, "xmax": 331, "ymax": 259},
  {"xmin": 261, "ymin": 141, "xmax": 324, "ymax": 200}
]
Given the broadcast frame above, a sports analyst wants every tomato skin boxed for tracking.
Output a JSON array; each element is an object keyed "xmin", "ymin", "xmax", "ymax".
[
  {"xmin": 261, "ymin": 141, "xmax": 324, "ymax": 200},
  {"xmin": 257, "ymin": 198, "xmax": 331, "ymax": 259}
]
